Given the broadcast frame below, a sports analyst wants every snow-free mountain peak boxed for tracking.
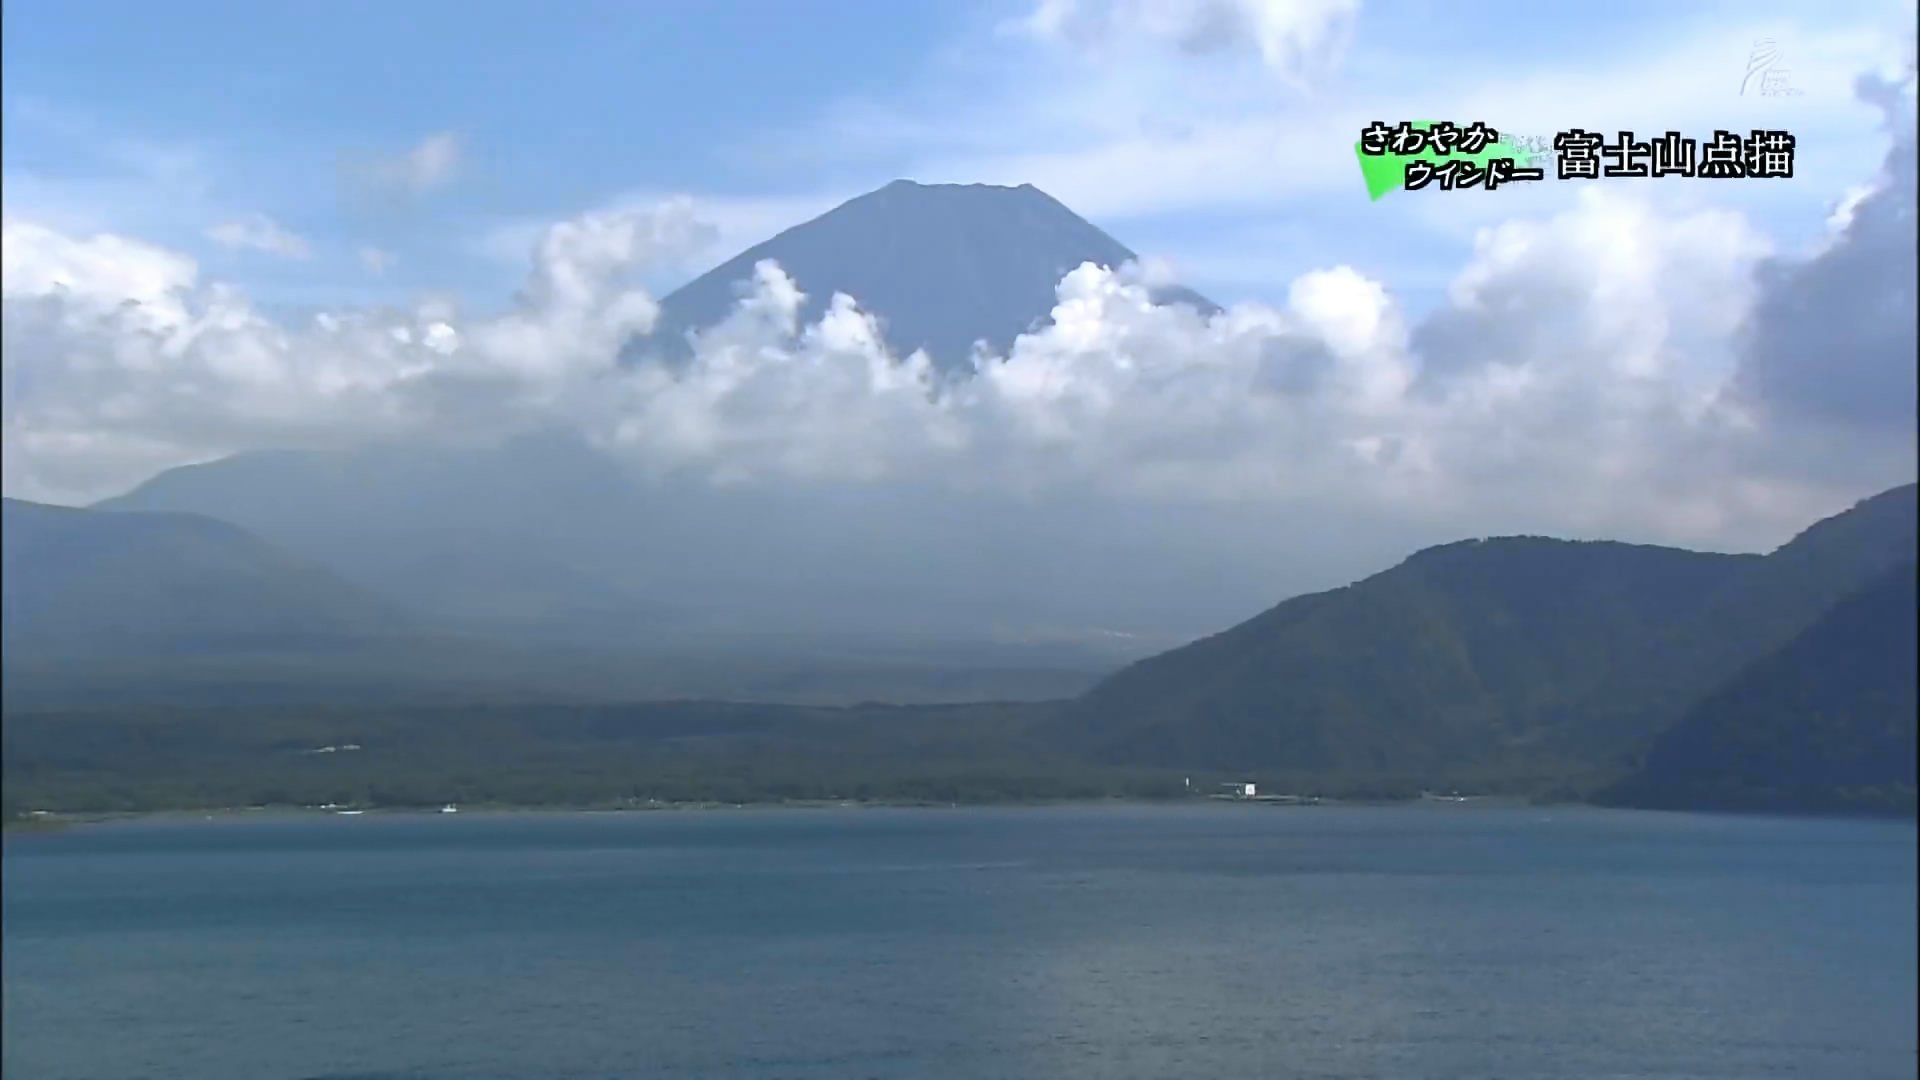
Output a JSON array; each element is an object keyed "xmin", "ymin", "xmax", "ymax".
[{"xmin": 637, "ymin": 179, "xmax": 1217, "ymax": 371}]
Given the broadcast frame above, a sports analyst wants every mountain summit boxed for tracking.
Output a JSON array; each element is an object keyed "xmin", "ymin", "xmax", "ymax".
[{"xmin": 637, "ymin": 180, "xmax": 1217, "ymax": 371}]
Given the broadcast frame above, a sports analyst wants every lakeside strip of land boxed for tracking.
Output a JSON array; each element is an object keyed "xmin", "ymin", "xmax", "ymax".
[
  {"xmin": 0, "ymin": 793, "xmax": 1764, "ymax": 835},
  {"xmin": 9, "ymin": 699, "xmax": 1910, "ymax": 828}
]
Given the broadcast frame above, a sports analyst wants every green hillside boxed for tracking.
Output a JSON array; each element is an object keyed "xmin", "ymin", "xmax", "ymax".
[{"xmin": 1602, "ymin": 560, "xmax": 1918, "ymax": 816}]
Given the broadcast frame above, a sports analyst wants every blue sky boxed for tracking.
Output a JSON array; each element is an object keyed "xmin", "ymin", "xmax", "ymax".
[{"xmin": 4, "ymin": 0, "xmax": 1908, "ymax": 316}]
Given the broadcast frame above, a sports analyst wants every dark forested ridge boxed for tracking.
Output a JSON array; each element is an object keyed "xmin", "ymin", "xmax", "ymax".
[
  {"xmin": 1600, "ymin": 560, "xmax": 1918, "ymax": 816},
  {"xmin": 1056, "ymin": 485, "xmax": 1917, "ymax": 804},
  {"xmin": 1665, "ymin": 482, "xmax": 1919, "ymax": 697},
  {"xmin": 1058, "ymin": 537, "xmax": 1757, "ymax": 777}
]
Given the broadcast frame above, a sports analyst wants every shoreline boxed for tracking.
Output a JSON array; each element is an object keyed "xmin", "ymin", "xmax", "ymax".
[
  {"xmin": 11, "ymin": 795, "xmax": 1910, "ymax": 834},
  {"xmin": 7, "ymin": 793, "xmax": 1551, "ymax": 830}
]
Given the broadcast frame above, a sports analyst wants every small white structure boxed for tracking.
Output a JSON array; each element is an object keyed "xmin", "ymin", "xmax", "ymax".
[{"xmin": 1218, "ymin": 782, "xmax": 1257, "ymax": 799}]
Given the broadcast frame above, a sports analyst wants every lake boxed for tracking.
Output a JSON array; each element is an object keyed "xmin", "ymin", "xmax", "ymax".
[{"xmin": 4, "ymin": 804, "xmax": 1915, "ymax": 1079}]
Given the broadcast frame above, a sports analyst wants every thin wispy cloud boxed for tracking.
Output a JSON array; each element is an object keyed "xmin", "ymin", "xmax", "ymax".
[
  {"xmin": 358, "ymin": 132, "xmax": 462, "ymax": 196},
  {"xmin": 1007, "ymin": 0, "xmax": 1360, "ymax": 86},
  {"xmin": 357, "ymin": 246, "xmax": 397, "ymax": 275},
  {"xmin": 0, "ymin": 98, "xmax": 217, "ymax": 237},
  {"xmin": 206, "ymin": 213, "xmax": 311, "ymax": 259}
]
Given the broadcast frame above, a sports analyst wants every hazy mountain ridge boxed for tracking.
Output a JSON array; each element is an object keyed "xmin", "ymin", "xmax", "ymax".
[
  {"xmin": 1, "ymin": 498, "xmax": 408, "ymax": 654},
  {"xmin": 23, "ymin": 461, "xmax": 1119, "ymax": 707},
  {"xmin": 1, "ymin": 488, "xmax": 1109, "ymax": 710},
  {"xmin": 94, "ymin": 426, "xmax": 1286, "ymax": 652},
  {"xmin": 96, "ymin": 431, "xmax": 684, "ymax": 640}
]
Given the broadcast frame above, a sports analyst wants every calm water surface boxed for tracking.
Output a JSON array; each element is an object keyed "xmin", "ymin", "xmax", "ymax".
[{"xmin": 4, "ymin": 804, "xmax": 1915, "ymax": 1079}]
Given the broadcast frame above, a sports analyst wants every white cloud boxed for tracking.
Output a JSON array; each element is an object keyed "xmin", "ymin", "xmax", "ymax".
[
  {"xmin": 358, "ymin": 246, "xmax": 397, "ymax": 275},
  {"xmin": 206, "ymin": 212, "xmax": 311, "ymax": 259},
  {"xmin": 2, "ymin": 203, "xmax": 678, "ymax": 501},
  {"xmin": 0, "ymin": 218, "xmax": 198, "ymax": 327}
]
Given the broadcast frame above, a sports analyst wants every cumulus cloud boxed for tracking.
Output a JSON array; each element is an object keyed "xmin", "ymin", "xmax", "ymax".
[
  {"xmin": 4, "ymin": 77, "xmax": 1915, "ymax": 555},
  {"xmin": 1413, "ymin": 192, "xmax": 1769, "ymax": 390},
  {"xmin": 2, "ymin": 203, "xmax": 676, "ymax": 500},
  {"xmin": 473, "ymin": 190, "xmax": 833, "ymax": 285},
  {"xmin": 205, "ymin": 212, "xmax": 311, "ymax": 259},
  {"xmin": 1010, "ymin": 0, "xmax": 1358, "ymax": 83},
  {"xmin": 1, "ymin": 218, "xmax": 197, "ymax": 323}
]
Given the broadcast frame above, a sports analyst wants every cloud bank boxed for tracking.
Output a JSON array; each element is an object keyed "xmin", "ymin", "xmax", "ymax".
[
  {"xmin": 1729, "ymin": 62, "xmax": 1918, "ymax": 442},
  {"xmin": 3, "ymin": 72, "xmax": 1914, "ymax": 557}
]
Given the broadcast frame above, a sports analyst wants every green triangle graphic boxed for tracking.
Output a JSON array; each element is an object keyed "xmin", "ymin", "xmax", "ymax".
[{"xmin": 1355, "ymin": 121, "xmax": 1533, "ymax": 201}]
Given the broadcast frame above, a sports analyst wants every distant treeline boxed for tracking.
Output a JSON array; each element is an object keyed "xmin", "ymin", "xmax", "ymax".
[
  {"xmin": 2, "ymin": 701, "xmax": 1157, "ymax": 815},
  {"xmin": 1, "ymin": 700, "xmax": 1594, "ymax": 817}
]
